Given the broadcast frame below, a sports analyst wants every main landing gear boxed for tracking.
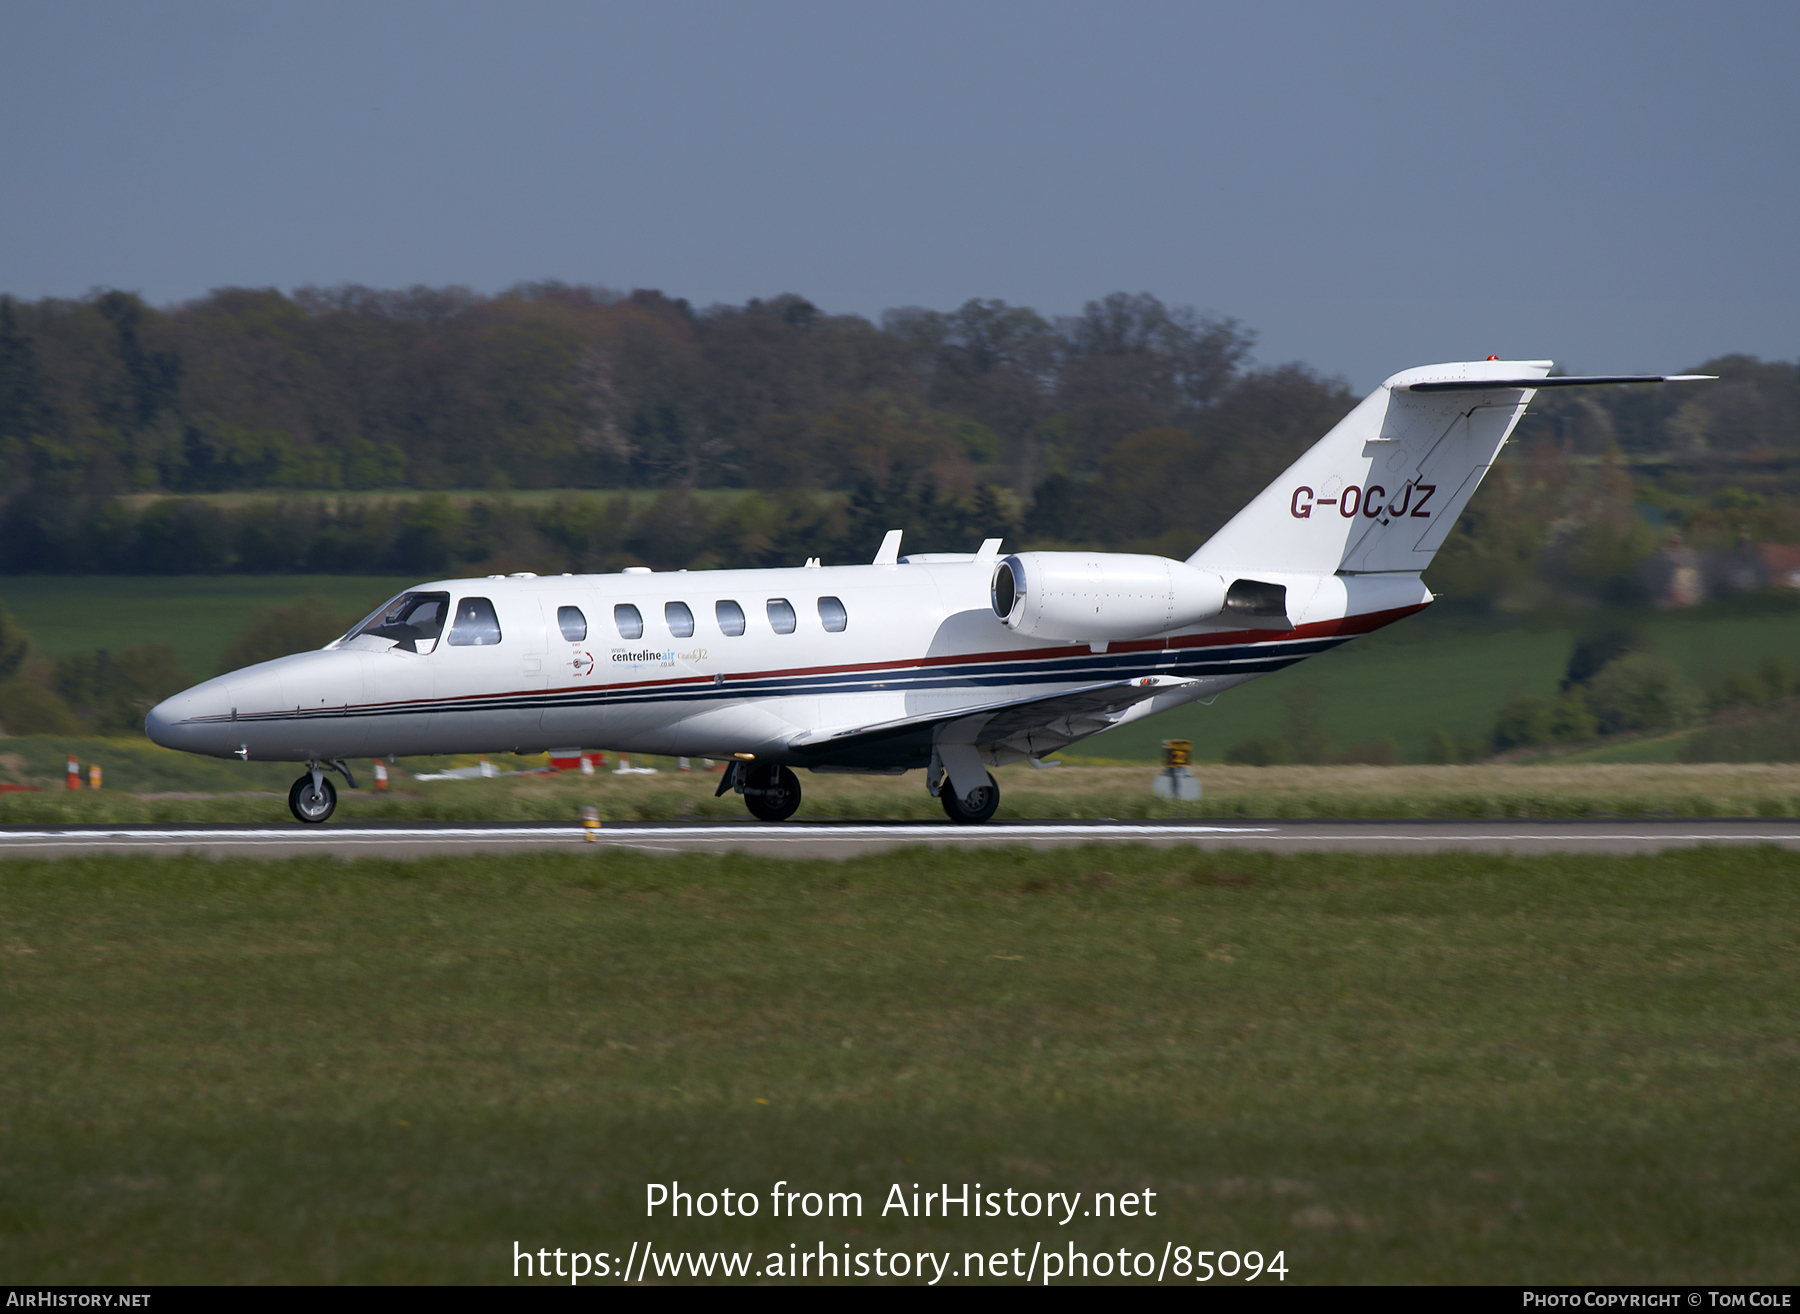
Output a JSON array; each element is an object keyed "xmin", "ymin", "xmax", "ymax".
[
  {"xmin": 939, "ymin": 771, "xmax": 1001, "ymax": 825},
  {"xmin": 288, "ymin": 760, "xmax": 357, "ymax": 824},
  {"xmin": 715, "ymin": 759, "xmax": 1002, "ymax": 825},
  {"xmin": 718, "ymin": 761, "xmax": 804, "ymax": 822},
  {"xmin": 743, "ymin": 764, "xmax": 803, "ymax": 822}
]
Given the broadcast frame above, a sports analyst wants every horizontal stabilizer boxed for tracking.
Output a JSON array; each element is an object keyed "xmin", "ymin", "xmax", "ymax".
[{"xmin": 1406, "ymin": 374, "xmax": 1715, "ymax": 393}]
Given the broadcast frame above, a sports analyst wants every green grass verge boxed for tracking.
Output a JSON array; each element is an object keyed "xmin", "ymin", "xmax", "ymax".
[
  {"xmin": 0, "ymin": 735, "xmax": 561, "ymax": 800},
  {"xmin": 3, "ymin": 747, "xmax": 1800, "ymax": 822},
  {"xmin": 0, "ymin": 846, "xmax": 1794, "ymax": 1283}
]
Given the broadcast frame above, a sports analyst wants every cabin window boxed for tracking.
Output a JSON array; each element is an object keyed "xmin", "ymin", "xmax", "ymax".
[
  {"xmin": 556, "ymin": 605, "xmax": 587, "ymax": 642},
  {"xmin": 716, "ymin": 599, "xmax": 746, "ymax": 636},
  {"xmin": 766, "ymin": 598, "xmax": 797, "ymax": 634},
  {"xmin": 818, "ymin": 596, "xmax": 848, "ymax": 632},
  {"xmin": 665, "ymin": 601, "xmax": 695, "ymax": 639},
  {"xmin": 446, "ymin": 596, "xmax": 503, "ymax": 647},
  {"xmin": 348, "ymin": 591, "xmax": 450, "ymax": 653},
  {"xmin": 614, "ymin": 603, "xmax": 644, "ymax": 640}
]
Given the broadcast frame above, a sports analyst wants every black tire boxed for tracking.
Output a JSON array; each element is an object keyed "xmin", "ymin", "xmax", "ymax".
[
  {"xmin": 743, "ymin": 764, "xmax": 802, "ymax": 822},
  {"xmin": 289, "ymin": 773, "xmax": 337, "ymax": 824},
  {"xmin": 940, "ymin": 771, "xmax": 1000, "ymax": 824}
]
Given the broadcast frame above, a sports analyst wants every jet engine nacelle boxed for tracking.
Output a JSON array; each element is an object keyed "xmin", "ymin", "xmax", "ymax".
[{"xmin": 990, "ymin": 552, "xmax": 1229, "ymax": 641}]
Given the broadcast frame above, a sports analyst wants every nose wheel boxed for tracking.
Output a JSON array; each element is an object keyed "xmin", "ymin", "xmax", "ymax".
[{"xmin": 289, "ymin": 772, "xmax": 337, "ymax": 823}]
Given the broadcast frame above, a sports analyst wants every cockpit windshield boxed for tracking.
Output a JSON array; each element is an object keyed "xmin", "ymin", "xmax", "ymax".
[{"xmin": 346, "ymin": 591, "xmax": 451, "ymax": 652}]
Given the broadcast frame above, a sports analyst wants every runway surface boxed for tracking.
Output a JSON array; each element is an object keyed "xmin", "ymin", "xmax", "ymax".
[{"xmin": 2, "ymin": 817, "xmax": 1798, "ymax": 859}]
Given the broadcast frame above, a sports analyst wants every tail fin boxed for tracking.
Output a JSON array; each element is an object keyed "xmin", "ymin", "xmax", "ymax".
[
  {"xmin": 1187, "ymin": 359, "xmax": 1551, "ymax": 575},
  {"xmin": 1186, "ymin": 360, "xmax": 1711, "ymax": 577}
]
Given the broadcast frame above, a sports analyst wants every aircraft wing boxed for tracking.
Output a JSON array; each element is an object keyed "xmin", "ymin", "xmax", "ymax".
[{"xmin": 786, "ymin": 675, "xmax": 1202, "ymax": 769}]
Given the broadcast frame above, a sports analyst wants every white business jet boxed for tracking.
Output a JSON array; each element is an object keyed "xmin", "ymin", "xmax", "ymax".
[{"xmin": 147, "ymin": 359, "xmax": 1708, "ymax": 824}]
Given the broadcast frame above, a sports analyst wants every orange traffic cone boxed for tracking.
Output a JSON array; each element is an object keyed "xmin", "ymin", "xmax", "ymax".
[
  {"xmin": 374, "ymin": 761, "xmax": 389, "ymax": 791},
  {"xmin": 66, "ymin": 754, "xmax": 81, "ymax": 790}
]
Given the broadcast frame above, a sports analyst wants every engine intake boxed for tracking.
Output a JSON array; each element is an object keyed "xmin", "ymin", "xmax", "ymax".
[{"xmin": 990, "ymin": 552, "xmax": 1229, "ymax": 641}]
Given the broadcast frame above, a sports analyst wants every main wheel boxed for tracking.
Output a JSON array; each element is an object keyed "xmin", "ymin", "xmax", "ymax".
[
  {"xmin": 940, "ymin": 771, "xmax": 1000, "ymax": 824},
  {"xmin": 743, "ymin": 764, "xmax": 802, "ymax": 822},
  {"xmin": 289, "ymin": 773, "xmax": 337, "ymax": 824}
]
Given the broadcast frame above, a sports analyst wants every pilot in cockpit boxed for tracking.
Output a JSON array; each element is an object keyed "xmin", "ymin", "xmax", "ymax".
[{"xmin": 351, "ymin": 592, "xmax": 448, "ymax": 652}]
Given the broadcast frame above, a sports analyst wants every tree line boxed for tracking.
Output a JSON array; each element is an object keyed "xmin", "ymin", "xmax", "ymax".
[
  {"xmin": 0, "ymin": 284, "xmax": 1311, "ymax": 560},
  {"xmin": 10, "ymin": 483, "xmax": 1009, "ymax": 579},
  {"xmin": 1, "ymin": 283, "xmax": 1796, "ymax": 597}
]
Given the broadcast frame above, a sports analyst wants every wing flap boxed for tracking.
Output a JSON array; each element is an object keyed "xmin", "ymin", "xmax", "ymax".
[{"xmin": 788, "ymin": 676, "xmax": 1200, "ymax": 767}]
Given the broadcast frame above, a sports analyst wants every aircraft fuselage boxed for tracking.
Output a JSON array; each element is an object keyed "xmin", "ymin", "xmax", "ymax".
[{"xmin": 147, "ymin": 559, "xmax": 1428, "ymax": 769}]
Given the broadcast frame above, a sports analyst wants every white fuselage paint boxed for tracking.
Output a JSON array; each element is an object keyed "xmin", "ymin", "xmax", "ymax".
[{"xmin": 145, "ymin": 560, "xmax": 1432, "ymax": 767}]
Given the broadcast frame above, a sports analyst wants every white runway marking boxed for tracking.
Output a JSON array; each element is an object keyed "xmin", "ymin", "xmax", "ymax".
[
  {"xmin": 1, "ymin": 819, "xmax": 1797, "ymax": 858},
  {"xmin": 0, "ymin": 822, "xmax": 1270, "ymax": 845}
]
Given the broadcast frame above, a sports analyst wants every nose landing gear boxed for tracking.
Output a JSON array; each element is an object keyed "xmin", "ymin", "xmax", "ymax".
[
  {"xmin": 288, "ymin": 760, "xmax": 357, "ymax": 824},
  {"xmin": 289, "ymin": 772, "xmax": 335, "ymax": 823}
]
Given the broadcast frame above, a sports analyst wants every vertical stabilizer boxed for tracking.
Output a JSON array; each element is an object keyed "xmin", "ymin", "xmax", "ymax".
[{"xmin": 1187, "ymin": 360, "xmax": 1551, "ymax": 576}]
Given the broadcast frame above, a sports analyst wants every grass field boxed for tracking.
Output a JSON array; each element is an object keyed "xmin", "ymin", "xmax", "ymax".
[
  {"xmin": 1087, "ymin": 598, "xmax": 1800, "ymax": 763},
  {"xmin": 1, "ymin": 846, "xmax": 1795, "ymax": 1283},
  {"xmin": 3, "ymin": 743, "xmax": 1800, "ymax": 822},
  {"xmin": 4, "ymin": 576, "xmax": 1799, "ymax": 762},
  {"xmin": 0, "ymin": 575, "xmax": 415, "ymax": 680}
]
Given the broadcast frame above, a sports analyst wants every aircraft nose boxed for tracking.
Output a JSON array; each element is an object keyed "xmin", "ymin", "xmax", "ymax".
[{"xmin": 145, "ymin": 679, "xmax": 234, "ymax": 754}]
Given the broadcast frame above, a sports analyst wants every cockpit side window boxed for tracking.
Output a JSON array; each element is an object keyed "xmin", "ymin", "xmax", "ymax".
[
  {"xmin": 349, "ymin": 591, "xmax": 450, "ymax": 653},
  {"xmin": 446, "ymin": 596, "xmax": 503, "ymax": 647}
]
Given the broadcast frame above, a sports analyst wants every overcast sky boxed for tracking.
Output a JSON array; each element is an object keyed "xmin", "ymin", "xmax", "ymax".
[{"xmin": 2, "ymin": 0, "xmax": 1795, "ymax": 390}]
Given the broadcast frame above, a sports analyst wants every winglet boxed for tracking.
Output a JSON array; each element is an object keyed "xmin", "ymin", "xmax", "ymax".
[
  {"xmin": 872, "ymin": 530, "xmax": 903, "ymax": 565},
  {"xmin": 974, "ymin": 538, "xmax": 1004, "ymax": 561}
]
